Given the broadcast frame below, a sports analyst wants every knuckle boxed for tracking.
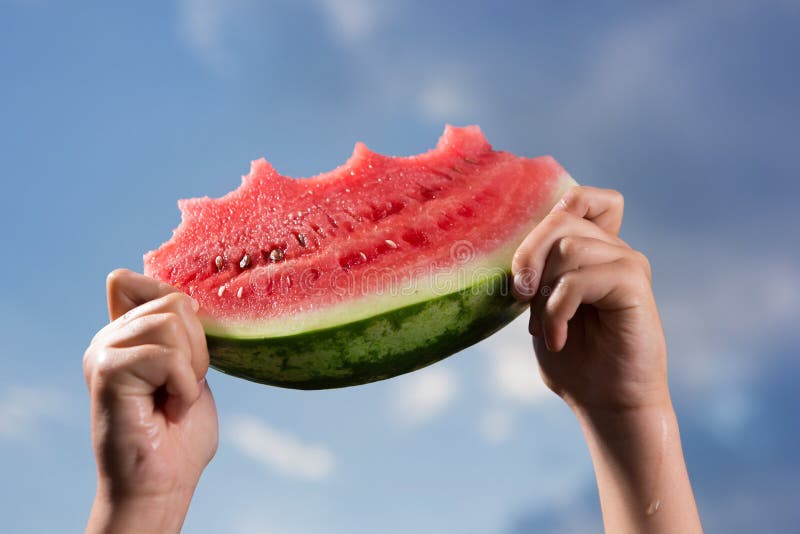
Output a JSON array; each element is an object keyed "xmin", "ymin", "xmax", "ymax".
[
  {"xmin": 547, "ymin": 209, "xmax": 572, "ymax": 227},
  {"xmin": 624, "ymin": 250, "xmax": 652, "ymax": 280},
  {"xmin": 555, "ymin": 236, "xmax": 577, "ymax": 259},
  {"xmin": 82, "ymin": 346, "xmax": 96, "ymax": 378},
  {"xmin": 559, "ymin": 188, "xmax": 580, "ymax": 209},
  {"xmin": 91, "ymin": 347, "xmax": 122, "ymax": 382},
  {"xmin": 163, "ymin": 291, "xmax": 191, "ymax": 313},
  {"xmin": 618, "ymin": 255, "xmax": 639, "ymax": 272},
  {"xmin": 633, "ymin": 250, "xmax": 652, "ymax": 279},
  {"xmin": 154, "ymin": 312, "xmax": 183, "ymax": 338},
  {"xmin": 619, "ymin": 257, "xmax": 651, "ymax": 292},
  {"xmin": 610, "ymin": 189, "xmax": 624, "ymax": 208}
]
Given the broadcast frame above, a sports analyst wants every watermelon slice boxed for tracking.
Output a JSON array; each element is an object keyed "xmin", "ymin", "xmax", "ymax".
[{"xmin": 144, "ymin": 126, "xmax": 576, "ymax": 389}]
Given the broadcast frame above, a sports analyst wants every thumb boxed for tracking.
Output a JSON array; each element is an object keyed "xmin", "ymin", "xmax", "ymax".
[{"xmin": 106, "ymin": 269, "xmax": 179, "ymax": 321}]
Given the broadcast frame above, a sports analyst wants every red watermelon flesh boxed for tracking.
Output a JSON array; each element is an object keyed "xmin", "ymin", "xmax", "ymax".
[
  {"xmin": 145, "ymin": 126, "xmax": 573, "ymax": 337},
  {"xmin": 144, "ymin": 126, "xmax": 576, "ymax": 389}
]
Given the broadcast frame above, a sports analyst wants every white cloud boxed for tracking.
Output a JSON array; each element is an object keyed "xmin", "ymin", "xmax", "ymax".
[
  {"xmin": 417, "ymin": 76, "xmax": 473, "ymax": 122},
  {"xmin": 315, "ymin": 0, "xmax": 383, "ymax": 45},
  {"xmin": 389, "ymin": 364, "xmax": 459, "ymax": 427},
  {"xmin": 177, "ymin": 0, "xmax": 242, "ymax": 74},
  {"xmin": 482, "ymin": 314, "xmax": 552, "ymax": 406},
  {"xmin": 469, "ymin": 315, "xmax": 555, "ymax": 443},
  {"xmin": 0, "ymin": 386, "xmax": 66, "ymax": 440},
  {"xmin": 227, "ymin": 414, "xmax": 335, "ymax": 481}
]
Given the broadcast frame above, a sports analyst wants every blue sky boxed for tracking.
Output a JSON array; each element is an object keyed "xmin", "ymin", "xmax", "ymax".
[{"xmin": 1, "ymin": 1, "xmax": 799, "ymax": 532}]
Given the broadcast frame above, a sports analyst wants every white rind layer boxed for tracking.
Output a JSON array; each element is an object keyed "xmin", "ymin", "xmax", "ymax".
[{"xmin": 202, "ymin": 172, "xmax": 577, "ymax": 339}]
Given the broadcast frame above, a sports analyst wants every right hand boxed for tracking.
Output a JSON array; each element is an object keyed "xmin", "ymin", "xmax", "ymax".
[{"xmin": 83, "ymin": 269, "xmax": 218, "ymax": 533}]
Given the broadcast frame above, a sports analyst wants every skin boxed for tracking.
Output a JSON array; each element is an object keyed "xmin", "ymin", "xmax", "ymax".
[
  {"xmin": 83, "ymin": 270, "xmax": 218, "ymax": 533},
  {"xmin": 511, "ymin": 185, "xmax": 702, "ymax": 533},
  {"xmin": 83, "ymin": 186, "xmax": 701, "ymax": 533}
]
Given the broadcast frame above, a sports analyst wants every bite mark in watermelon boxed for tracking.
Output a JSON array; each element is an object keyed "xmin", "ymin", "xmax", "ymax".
[{"xmin": 144, "ymin": 125, "xmax": 576, "ymax": 389}]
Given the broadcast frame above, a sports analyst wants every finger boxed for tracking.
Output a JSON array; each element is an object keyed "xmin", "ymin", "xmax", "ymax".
[
  {"xmin": 182, "ymin": 378, "xmax": 219, "ymax": 462},
  {"xmin": 90, "ymin": 342, "xmax": 200, "ymax": 422},
  {"xmin": 105, "ymin": 312, "xmax": 192, "ymax": 352},
  {"xmin": 511, "ymin": 211, "xmax": 626, "ymax": 300},
  {"xmin": 528, "ymin": 300, "xmax": 544, "ymax": 338},
  {"xmin": 106, "ymin": 269, "xmax": 187, "ymax": 321},
  {"xmin": 540, "ymin": 257, "xmax": 652, "ymax": 352},
  {"xmin": 550, "ymin": 185, "xmax": 625, "ymax": 235},
  {"xmin": 109, "ymin": 293, "xmax": 209, "ymax": 380},
  {"xmin": 540, "ymin": 236, "xmax": 633, "ymax": 293},
  {"xmin": 530, "ymin": 237, "xmax": 631, "ymax": 336}
]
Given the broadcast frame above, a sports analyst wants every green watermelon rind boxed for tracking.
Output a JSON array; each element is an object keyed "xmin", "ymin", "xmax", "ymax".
[{"xmin": 207, "ymin": 269, "xmax": 526, "ymax": 389}]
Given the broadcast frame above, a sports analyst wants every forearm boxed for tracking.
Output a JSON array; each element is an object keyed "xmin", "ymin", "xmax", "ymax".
[{"xmin": 575, "ymin": 400, "xmax": 702, "ymax": 533}]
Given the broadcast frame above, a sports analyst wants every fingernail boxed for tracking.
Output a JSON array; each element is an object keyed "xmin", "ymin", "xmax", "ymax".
[
  {"xmin": 190, "ymin": 297, "xmax": 200, "ymax": 312},
  {"xmin": 513, "ymin": 272, "xmax": 534, "ymax": 299}
]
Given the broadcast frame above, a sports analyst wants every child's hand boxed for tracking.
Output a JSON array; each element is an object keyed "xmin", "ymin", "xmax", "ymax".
[
  {"xmin": 83, "ymin": 269, "xmax": 218, "ymax": 533},
  {"xmin": 513, "ymin": 187, "xmax": 702, "ymax": 532},
  {"xmin": 512, "ymin": 186, "xmax": 668, "ymax": 413}
]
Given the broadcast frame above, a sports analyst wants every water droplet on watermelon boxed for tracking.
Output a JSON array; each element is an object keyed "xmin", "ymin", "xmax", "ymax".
[
  {"xmin": 339, "ymin": 251, "xmax": 367, "ymax": 270},
  {"xmin": 269, "ymin": 248, "xmax": 284, "ymax": 262}
]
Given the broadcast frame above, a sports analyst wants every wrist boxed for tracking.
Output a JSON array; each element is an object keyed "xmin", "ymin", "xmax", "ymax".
[
  {"xmin": 573, "ymin": 393, "xmax": 674, "ymax": 424},
  {"xmin": 573, "ymin": 397, "xmax": 677, "ymax": 454},
  {"xmin": 565, "ymin": 383, "xmax": 673, "ymax": 421},
  {"xmin": 86, "ymin": 483, "xmax": 195, "ymax": 534}
]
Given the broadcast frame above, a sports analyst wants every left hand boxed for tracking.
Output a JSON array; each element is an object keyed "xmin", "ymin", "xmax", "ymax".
[{"xmin": 510, "ymin": 186, "xmax": 668, "ymax": 413}]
